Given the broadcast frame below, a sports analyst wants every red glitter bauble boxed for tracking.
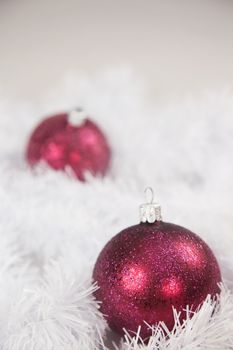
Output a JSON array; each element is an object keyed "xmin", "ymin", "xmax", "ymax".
[
  {"xmin": 93, "ymin": 221, "xmax": 221, "ymax": 339},
  {"xmin": 26, "ymin": 110, "xmax": 111, "ymax": 181}
]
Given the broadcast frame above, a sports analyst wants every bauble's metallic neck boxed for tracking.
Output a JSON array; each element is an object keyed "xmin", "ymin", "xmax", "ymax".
[
  {"xmin": 139, "ymin": 187, "xmax": 162, "ymax": 223},
  {"xmin": 68, "ymin": 107, "xmax": 86, "ymax": 126}
]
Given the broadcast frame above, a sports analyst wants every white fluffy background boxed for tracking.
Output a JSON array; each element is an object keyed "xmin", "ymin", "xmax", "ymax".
[{"xmin": 0, "ymin": 69, "xmax": 233, "ymax": 349}]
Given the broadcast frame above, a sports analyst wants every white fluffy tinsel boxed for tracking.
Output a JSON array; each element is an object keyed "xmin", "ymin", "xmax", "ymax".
[{"xmin": 0, "ymin": 70, "xmax": 233, "ymax": 349}]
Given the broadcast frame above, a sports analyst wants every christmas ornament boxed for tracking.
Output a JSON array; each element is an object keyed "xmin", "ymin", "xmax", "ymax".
[
  {"xmin": 93, "ymin": 188, "xmax": 221, "ymax": 339},
  {"xmin": 26, "ymin": 108, "xmax": 111, "ymax": 181}
]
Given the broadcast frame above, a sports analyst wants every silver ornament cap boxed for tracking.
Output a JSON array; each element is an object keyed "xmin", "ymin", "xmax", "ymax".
[
  {"xmin": 68, "ymin": 107, "xmax": 86, "ymax": 126},
  {"xmin": 139, "ymin": 187, "xmax": 162, "ymax": 223}
]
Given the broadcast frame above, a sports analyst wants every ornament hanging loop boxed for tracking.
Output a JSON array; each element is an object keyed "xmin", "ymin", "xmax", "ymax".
[
  {"xmin": 144, "ymin": 187, "xmax": 154, "ymax": 204},
  {"xmin": 140, "ymin": 187, "xmax": 162, "ymax": 223}
]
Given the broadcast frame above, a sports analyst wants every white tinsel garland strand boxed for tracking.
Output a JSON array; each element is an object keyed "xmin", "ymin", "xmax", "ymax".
[
  {"xmin": 0, "ymin": 237, "xmax": 37, "ymax": 347},
  {"xmin": 1, "ymin": 260, "xmax": 106, "ymax": 350}
]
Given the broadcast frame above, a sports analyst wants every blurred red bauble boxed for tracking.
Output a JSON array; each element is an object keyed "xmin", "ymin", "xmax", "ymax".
[
  {"xmin": 93, "ymin": 190, "xmax": 221, "ymax": 339},
  {"xmin": 26, "ymin": 109, "xmax": 111, "ymax": 181}
]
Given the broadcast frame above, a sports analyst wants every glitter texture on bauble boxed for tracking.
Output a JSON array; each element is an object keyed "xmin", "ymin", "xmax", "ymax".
[
  {"xmin": 93, "ymin": 189, "xmax": 221, "ymax": 339},
  {"xmin": 26, "ymin": 109, "xmax": 111, "ymax": 181}
]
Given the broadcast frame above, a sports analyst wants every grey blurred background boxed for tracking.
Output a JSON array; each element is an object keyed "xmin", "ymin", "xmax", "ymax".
[{"xmin": 0, "ymin": 0, "xmax": 233, "ymax": 103}]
